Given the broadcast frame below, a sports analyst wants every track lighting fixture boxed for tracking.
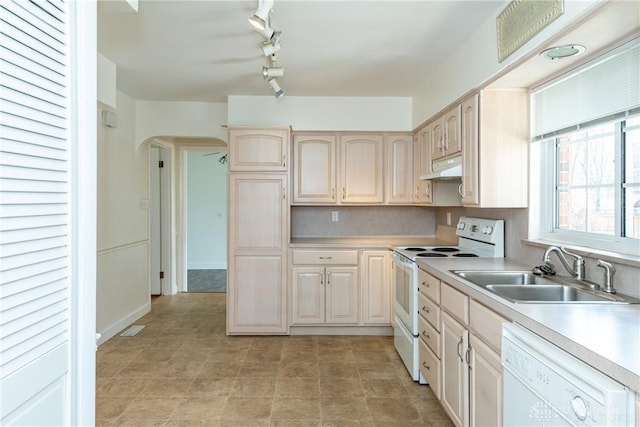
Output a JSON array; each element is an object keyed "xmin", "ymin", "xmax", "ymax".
[
  {"xmin": 249, "ymin": 0, "xmax": 286, "ymax": 98},
  {"xmin": 262, "ymin": 66, "xmax": 284, "ymax": 79},
  {"xmin": 248, "ymin": 0, "xmax": 274, "ymax": 32},
  {"xmin": 268, "ymin": 78, "xmax": 285, "ymax": 98}
]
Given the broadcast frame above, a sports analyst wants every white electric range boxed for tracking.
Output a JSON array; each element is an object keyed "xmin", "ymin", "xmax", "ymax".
[{"xmin": 392, "ymin": 216, "xmax": 505, "ymax": 383}]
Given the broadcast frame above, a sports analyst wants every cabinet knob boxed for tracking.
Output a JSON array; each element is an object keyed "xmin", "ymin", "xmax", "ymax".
[
  {"xmin": 422, "ymin": 362, "xmax": 430, "ymax": 370},
  {"xmin": 422, "ymin": 306, "xmax": 430, "ymax": 314}
]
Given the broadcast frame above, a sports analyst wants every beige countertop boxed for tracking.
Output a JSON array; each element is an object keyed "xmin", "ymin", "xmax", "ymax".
[{"xmin": 416, "ymin": 257, "xmax": 640, "ymax": 392}]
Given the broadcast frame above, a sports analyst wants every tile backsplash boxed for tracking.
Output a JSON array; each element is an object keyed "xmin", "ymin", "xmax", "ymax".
[{"xmin": 291, "ymin": 206, "xmax": 436, "ymax": 237}]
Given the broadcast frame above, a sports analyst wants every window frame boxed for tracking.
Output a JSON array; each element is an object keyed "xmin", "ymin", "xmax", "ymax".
[{"xmin": 534, "ymin": 115, "xmax": 640, "ymax": 255}]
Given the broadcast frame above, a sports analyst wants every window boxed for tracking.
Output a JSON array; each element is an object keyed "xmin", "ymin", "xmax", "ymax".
[
  {"xmin": 541, "ymin": 116, "xmax": 640, "ymax": 250},
  {"xmin": 531, "ymin": 38, "xmax": 640, "ymax": 255}
]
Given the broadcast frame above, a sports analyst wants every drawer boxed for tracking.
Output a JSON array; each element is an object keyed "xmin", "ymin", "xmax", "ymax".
[
  {"xmin": 418, "ymin": 268, "xmax": 440, "ymax": 302},
  {"xmin": 419, "ymin": 338, "xmax": 441, "ymax": 399},
  {"xmin": 292, "ymin": 249, "xmax": 358, "ymax": 265},
  {"xmin": 419, "ymin": 313, "xmax": 441, "ymax": 357},
  {"xmin": 441, "ymin": 282, "xmax": 469, "ymax": 325},
  {"xmin": 418, "ymin": 292, "xmax": 440, "ymax": 331},
  {"xmin": 470, "ymin": 299, "xmax": 508, "ymax": 353}
]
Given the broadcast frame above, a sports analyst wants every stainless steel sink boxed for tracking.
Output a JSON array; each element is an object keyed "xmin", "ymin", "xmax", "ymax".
[
  {"xmin": 452, "ymin": 270, "xmax": 640, "ymax": 304},
  {"xmin": 485, "ymin": 284, "xmax": 618, "ymax": 303},
  {"xmin": 454, "ymin": 270, "xmax": 552, "ymax": 286}
]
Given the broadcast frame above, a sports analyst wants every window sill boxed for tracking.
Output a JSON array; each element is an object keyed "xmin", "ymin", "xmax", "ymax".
[{"xmin": 523, "ymin": 239, "xmax": 640, "ymax": 268}]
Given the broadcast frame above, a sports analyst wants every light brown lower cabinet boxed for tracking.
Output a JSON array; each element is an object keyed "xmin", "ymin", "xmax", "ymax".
[
  {"xmin": 469, "ymin": 333, "xmax": 503, "ymax": 427},
  {"xmin": 420, "ymin": 273, "xmax": 508, "ymax": 427},
  {"xmin": 360, "ymin": 250, "xmax": 391, "ymax": 324},
  {"xmin": 227, "ymin": 173, "xmax": 288, "ymax": 334},
  {"xmin": 290, "ymin": 250, "xmax": 359, "ymax": 325}
]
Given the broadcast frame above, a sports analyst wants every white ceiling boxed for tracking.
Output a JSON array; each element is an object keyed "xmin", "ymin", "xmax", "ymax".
[{"xmin": 98, "ymin": 0, "xmax": 506, "ymax": 102}]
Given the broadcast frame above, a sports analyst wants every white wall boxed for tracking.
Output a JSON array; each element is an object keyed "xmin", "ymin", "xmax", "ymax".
[
  {"xmin": 412, "ymin": 0, "xmax": 605, "ymax": 127},
  {"xmin": 186, "ymin": 150, "xmax": 227, "ymax": 270},
  {"xmin": 228, "ymin": 96, "xmax": 412, "ymax": 130},
  {"xmin": 136, "ymin": 100, "xmax": 228, "ymax": 146},
  {"xmin": 96, "ymin": 90, "xmax": 151, "ymax": 343}
]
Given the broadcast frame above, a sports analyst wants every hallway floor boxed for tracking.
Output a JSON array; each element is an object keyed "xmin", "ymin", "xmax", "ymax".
[{"xmin": 96, "ymin": 293, "xmax": 453, "ymax": 426}]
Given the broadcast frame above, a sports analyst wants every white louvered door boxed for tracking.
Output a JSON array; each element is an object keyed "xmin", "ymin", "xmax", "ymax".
[{"xmin": 0, "ymin": 1, "xmax": 96, "ymax": 425}]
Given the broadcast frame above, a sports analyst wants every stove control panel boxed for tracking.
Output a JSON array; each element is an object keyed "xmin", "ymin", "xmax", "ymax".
[{"xmin": 456, "ymin": 216, "xmax": 504, "ymax": 245}]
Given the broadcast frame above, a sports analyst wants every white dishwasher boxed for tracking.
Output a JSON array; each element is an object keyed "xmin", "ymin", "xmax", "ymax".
[{"xmin": 502, "ymin": 323, "xmax": 635, "ymax": 426}]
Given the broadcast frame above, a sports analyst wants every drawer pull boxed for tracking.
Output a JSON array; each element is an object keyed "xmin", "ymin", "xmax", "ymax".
[
  {"xmin": 422, "ymin": 362, "xmax": 430, "ymax": 370},
  {"xmin": 421, "ymin": 331, "xmax": 430, "ymax": 339},
  {"xmin": 319, "ymin": 256, "xmax": 333, "ymax": 260},
  {"xmin": 422, "ymin": 281, "xmax": 429, "ymax": 288},
  {"xmin": 422, "ymin": 306, "xmax": 430, "ymax": 314}
]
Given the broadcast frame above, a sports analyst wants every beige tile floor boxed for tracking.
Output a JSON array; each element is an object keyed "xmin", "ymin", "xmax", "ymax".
[{"xmin": 96, "ymin": 293, "xmax": 453, "ymax": 426}]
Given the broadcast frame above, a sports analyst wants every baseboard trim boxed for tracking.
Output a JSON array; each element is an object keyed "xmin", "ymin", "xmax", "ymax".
[
  {"xmin": 97, "ymin": 302, "xmax": 151, "ymax": 345},
  {"xmin": 187, "ymin": 263, "xmax": 227, "ymax": 270},
  {"xmin": 289, "ymin": 325, "xmax": 393, "ymax": 336}
]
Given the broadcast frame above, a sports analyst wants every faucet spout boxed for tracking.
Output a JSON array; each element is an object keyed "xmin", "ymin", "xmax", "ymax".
[{"xmin": 542, "ymin": 246, "xmax": 585, "ymax": 281}]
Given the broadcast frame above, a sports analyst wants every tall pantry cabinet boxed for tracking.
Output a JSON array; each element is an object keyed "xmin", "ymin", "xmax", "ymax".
[{"xmin": 227, "ymin": 127, "xmax": 290, "ymax": 334}]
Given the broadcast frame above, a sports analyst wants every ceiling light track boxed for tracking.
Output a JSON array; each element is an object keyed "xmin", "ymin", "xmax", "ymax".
[{"xmin": 249, "ymin": 0, "xmax": 285, "ymax": 98}]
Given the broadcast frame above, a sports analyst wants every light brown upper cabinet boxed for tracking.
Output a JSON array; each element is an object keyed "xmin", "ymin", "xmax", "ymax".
[
  {"xmin": 414, "ymin": 127, "xmax": 433, "ymax": 205},
  {"xmin": 340, "ymin": 134, "xmax": 384, "ymax": 204},
  {"xmin": 228, "ymin": 127, "xmax": 289, "ymax": 172},
  {"xmin": 431, "ymin": 105, "xmax": 462, "ymax": 161},
  {"xmin": 292, "ymin": 134, "xmax": 337, "ymax": 203},
  {"xmin": 385, "ymin": 134, "xmax": 414, "ymax": 205},
  {"xmin": 460, "ymin": 89, "xmax": 528, "ymax": 208},
  {"xmin": 292, "ymin": 132, "xmax": 384, "ymax": 205}
]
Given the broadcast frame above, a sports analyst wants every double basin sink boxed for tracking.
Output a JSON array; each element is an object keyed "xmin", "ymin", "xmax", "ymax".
[{"xmin": 452, "ymin": 270, "xmax": 640, "ymax": 304}]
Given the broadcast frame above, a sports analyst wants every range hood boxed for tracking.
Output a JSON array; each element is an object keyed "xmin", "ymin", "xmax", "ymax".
[{"xmin": 420, "ymin": 155, "xmax": 462, "ymax": 180}]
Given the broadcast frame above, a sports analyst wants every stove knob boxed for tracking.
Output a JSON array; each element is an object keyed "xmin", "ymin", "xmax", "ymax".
[
  {"xmin": 571, "ymin": 396, "xmax": 588, "ymax": 421},
  {"xmin": 483, "ymin": 226, "xmax": 493, "ymax": 235},
  {"xmin": 457, "ymin": 222, "xmax": 466, "ymax": 231}
]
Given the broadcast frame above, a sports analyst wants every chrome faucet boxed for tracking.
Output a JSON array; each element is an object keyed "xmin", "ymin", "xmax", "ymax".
[
  {"xmin": 596, "ymin": 259, "xmax": 616, "ymax": 294},
  {"xmin": 542, "ymin": 246, "xmax": 585, "ymax": 281}
]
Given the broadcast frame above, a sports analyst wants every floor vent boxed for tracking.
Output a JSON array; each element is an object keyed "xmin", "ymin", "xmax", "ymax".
[{"xmin": 120, "ymin": 325, "xmax": 145, "ymax": 337}]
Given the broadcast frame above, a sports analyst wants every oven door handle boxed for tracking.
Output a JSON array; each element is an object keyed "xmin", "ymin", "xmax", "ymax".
[{"xmin": 392, "ymin": 252, "xmax": 414, "ymax": 269}]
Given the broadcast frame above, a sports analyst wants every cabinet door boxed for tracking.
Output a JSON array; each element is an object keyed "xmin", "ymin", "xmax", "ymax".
[
  {"xmin": 227, "ymin": 254, "xmax": 287, "ymax": 334},
  {"xmin": 361, "ymin": 250, "xmax": 391, "ymax": 324},
  {"xmin": 340, "ymin": 135, "xmax": 384, "ymax": 203},
  {"xmin": 292, "ymin": 134, "xmax": 337, "ymax": 204},
  {"xmin": 385, "ymin": 135, "xmax": 413, "ymax": 204},
  {"xmin": 441, "ymin": 311, "xmax": 469, "ymax": 427},
  {"xmin": 461, "ymin": 94, "xmax": 479, "ymax": 206},
  {"xmin": 228, "ymin": 128, "xmax": 289, "ymax": 171},
  {"xmin": 430, "ymin": 119, "xmax": 444, "ymax": 161},
  {"xmin": 413, "ymin": 127, "xmax": 433, "ymax": 205},
  {"xmin": 443, "ymin": 105, "xmax": 462, "ymax": 157},
  {"xmin": 291, "ymin": 267, "xmax": 325, "ymax": 324},
  {"xmin": 227, "ymin": 174, "xmax": 288, "ymax": 334},
  {"xmin": 469, "ymin": 334, "xmax": 502, "ymax": 427},
  {"xmin": 228, "ymin": 174, "xmax": 287, "ymax": 252},
  {"xmin": 325, "ymin": 266, "xmax": 359, "ymax": 324}
]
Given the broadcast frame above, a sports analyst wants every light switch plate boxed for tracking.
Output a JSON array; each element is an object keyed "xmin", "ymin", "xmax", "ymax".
[{"xmin": 332, "ymin": 211, "xmax": 339, "ymax": 222}]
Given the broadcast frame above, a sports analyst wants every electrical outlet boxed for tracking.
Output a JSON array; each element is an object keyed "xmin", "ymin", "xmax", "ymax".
[
  {"xmin": 446, "ymin": 212, "xmax": 452, "ymax": 226},
  {"xmin": 332, "ymin": 211, "xmax": 339, "ymax": 222}
]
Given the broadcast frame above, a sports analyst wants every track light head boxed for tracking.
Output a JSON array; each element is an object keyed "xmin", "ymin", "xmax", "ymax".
[
  {"xmin": 262, "ymin": 40, "xmax": 281, "ymax": 56},
  {"xmin": 268, "ymin": 78, "xmax": 285, "ymax": 98},
  {"xmin": 248, "ymin": 0, "xmax": 275, "ymax": 31},
  {"xmin": 262, "ymin": 66, "xmax": 284, "ymax": 79}
]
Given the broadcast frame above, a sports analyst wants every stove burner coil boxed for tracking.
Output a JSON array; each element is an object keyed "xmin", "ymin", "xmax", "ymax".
[
  {"xmin": 404, "ymin": 247, "xmax": 428, "ymax": 251},
  {"xmin": 417, "ymin": 253, "xmax": 448, "ymax": 257},
  {"xmin": 453, "ymin": 253, "xmax": 479, "ymax": 257},
  {"xmin": 431, "ymin": 247, "xmax": 460, "ymax": 252}
]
